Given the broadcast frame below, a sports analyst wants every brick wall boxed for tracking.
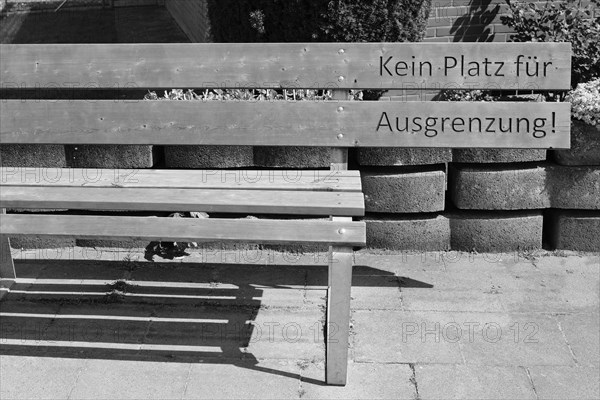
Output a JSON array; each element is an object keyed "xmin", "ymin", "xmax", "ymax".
[
  {"xmin": 425, "ymin": 0, "xmax": 510, "ymax": 42},
  {"xmin": 164, "ymin": 0, "xmax": 210, "ymax": 43}
]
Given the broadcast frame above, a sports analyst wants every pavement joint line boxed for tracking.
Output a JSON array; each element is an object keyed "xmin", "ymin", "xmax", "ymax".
[
  {"xmin": 395, "ymin": 275, "xmax": 406, "ymax": 311},
  {"xmin": 451, "ymin": 312, "xmax": 469, "ymax": 365},
  {"xmin": 555, "ymin": 317, "xmax": 580, "ymax": 366},
  {"xmin": 180, "ymin": 363, "xmax": 193, "ymax": 400},
  {"xmin": 522, "ymin": 366, "xmax": 540, "ymax": 400},
  {"xmin": 408, "ymin": 363, "xmax": 421, "ymax": 400},
  {"xmin": 65, "ymin": 358, "xmax": 87, "ymax": 400}
]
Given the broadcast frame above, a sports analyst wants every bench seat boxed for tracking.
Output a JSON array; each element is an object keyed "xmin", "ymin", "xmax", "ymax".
[
  {"xmin": 1, "ymin": 214, "xmax": 366, "ymax": 246},
  {"xmin": 0, "ymin": 167, "xmax": 365, "ymax": 244}
]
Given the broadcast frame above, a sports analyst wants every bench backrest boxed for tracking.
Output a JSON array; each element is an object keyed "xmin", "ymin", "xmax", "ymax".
[{"xmin": 1, "ymin": 42, "xmax": 572, "ymax": 149}]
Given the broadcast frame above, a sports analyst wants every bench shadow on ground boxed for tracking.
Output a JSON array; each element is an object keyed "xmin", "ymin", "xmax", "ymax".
[{"xmin": 0, "ymin": 257, "xmax": 433, "ymax": 384}]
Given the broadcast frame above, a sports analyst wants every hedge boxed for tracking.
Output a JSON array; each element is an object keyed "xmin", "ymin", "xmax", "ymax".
[{"xmin": 207, "ymin": 0, "xmax": 432, "ymax": 43}]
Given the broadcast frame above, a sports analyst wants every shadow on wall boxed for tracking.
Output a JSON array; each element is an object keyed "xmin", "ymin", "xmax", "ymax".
[
  {"xmin": 0, "ymin": 4, "xmax": 188, "ymax": 44},
  {"xmin": 450, "ymin": 0, "xmax": 500, "ymax": 42}
]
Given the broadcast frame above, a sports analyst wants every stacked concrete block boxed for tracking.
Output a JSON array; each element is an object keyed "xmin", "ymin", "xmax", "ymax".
[
  {"xmin": 0, "ymin": 144, "xmax": 66, "ymax": 169},
  {"xmin": 362, "ymin": 169, "xmax": 446, "ymax": 214},
  {"xmin": 449, "ymin": 162, "xmax": 600, "ymax": 251},
  {"xmin": 449, "ymin": 164, "xmax": 549, "ymax": 210},
  {"xmin": 453, "ymin": 149, "xmax": 546, "ymax": 163},
  {"xmin": 552, "ymin": 121, "xmax": 600, "ymax": 166},
  {"xmin": 358, "ymin": 148, "xmax": 452, "ymax": 166},
  {"xmin": 66, "ymin": 145, "xmax": 157, "ymax": 169},
  {"xmin": 164, "ymin": 146, "xmax": 253, "ymax": 168},
  {"xmin": 359, "ymin": 156, "xmax": 448, "ymax": 250},
  {"xmin": 254, "ymin": 147, "xmax": 330, "ymax": 168},
  {"xmin": 0, "ymin": 144, "xmax": 75, "ymax": 249},
  {"xmin": 548, "ymin": 119, "xmax": 600, "ymax": 249},
  {"xmin": 365, "ymin": 215, "xmax": 451, "ymax": 250},
  {"xmin": 548, "ymin": 211, "xmax": 600, "ymax": 252},
  {"xmin": 65, "ymin": 144, "xmax": 159, "ymax": 248},
  {"xmin": 449, "ymin": 212, "xmax": 543, "ymax": 252}
]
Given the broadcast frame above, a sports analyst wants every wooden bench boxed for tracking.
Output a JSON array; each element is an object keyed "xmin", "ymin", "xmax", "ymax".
[{"xmin": 0, "ymin": 42, "xmax": 571, "ymax": 385}]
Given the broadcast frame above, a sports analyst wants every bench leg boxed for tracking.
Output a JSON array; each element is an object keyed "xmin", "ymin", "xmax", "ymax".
[
  {"xmin": 0, "ymin": 210, "xmax": 16, "ymax": 300},
  {"xmin": 326, "ymin": 245, "xmax": 353, "ymax": 386},
  {"xmin": 0, "ymin": 234, "xmax": 16, "ymax": 300}
]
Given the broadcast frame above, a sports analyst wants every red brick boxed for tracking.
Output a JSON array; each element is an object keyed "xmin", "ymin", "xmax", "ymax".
[{"xmin": 423, "ymin": 37, "xmax": 451, "ymax": 42}]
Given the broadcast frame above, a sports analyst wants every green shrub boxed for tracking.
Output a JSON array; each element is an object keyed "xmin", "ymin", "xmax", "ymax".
[
  {"xmin": 567, "ymin": 78, "xmax": 600, "ymax": 126},
  {"xmin": 500, "ymin": 0, "xmax": 600, "ymax": 87},
  {"xmin": 207, "ymin": 0, "xmax": 431, "ymax": 43}
]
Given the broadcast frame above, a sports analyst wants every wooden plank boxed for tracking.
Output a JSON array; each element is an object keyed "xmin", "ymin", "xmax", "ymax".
[
  {"xmin": 0, "ymin": 168, "xmax": 363, "ymax": 192},
  {"xmin": 0, "ymin": 43, "xmax": 571, "ymax": 90},
  {"xmin": 0, "ymin": 215, "xmax": 367, "ymax": 246},
  {"xmin": 0, "ymin": 186, "xmax": 366, "ymax": 216},
  {"xmin": 331, "ymin": 89, "xmax": 349, "ymax": 171},
  {"xmin": 0, "ymin": 100, "xmax": 571, "ymax": 148},
  {"xmin": 326, "ymin": 219, "xmax": 353, "ymax": 385}
]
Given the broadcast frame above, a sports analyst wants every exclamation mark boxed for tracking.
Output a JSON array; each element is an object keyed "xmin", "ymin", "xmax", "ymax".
[{"xmin": 552, "ymin": 111, "xmax": 555, "ymax": 133}]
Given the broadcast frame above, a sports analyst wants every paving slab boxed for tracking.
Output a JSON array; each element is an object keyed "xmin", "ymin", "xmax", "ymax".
[
  {"xmin": 493, "ymin": 257, "xmax": 600, "ymax": 313},
  {"xmin": 69, "ymin": 359, "xmax": 190, "ymax": 400},
  {"xmin": 301, "ymin": 361, "xmax": 416, "ymax": 399},
  {"xmin": 527, "ymin": 366, "xmax": 600, "ymax": 400},
  {"xmin": 350, "ymin": 275, "xmax": 402, "ymax": 310},
  {"xmin": 353, "ymin": 310, "xmax": 463, "ymax": 364},
  {"xmin": 453, "ymin": 312, "xmax": 575, "ymax": 367},
  {"xmin": 183, "ymin": 359, "xmax": 301, "ymax": 400},
  {"xmin": 400, "ymin": 269, "xmax": 505, "ymax": 313},
  {"xmin": 416, "ymin": 364, "xmax": 537, "ymax": 400},
  {"xmin": 0, "ymin": 355, "xmax": 86, "ymax": 400},
  {"xmin": 245, "ymin": 309, "xmax": 325, "ymax": 361},
  {"xmin": 555, "ymin": 313, "xmax": 600, "ymax": 368},
  {"xmin": 1, "ymin": 249, "xmax": 598, "ymax": 399}
]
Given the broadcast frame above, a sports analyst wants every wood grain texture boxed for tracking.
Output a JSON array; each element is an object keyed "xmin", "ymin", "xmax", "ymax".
[
  {"xmin": 0, "ymin": 186, "xmax": 366, "ymax": 216},
  {"xmin": 0, "ymin": 214, "xmax": 367, "ymax": 246},
  {"xmin": 0, "ymin": 42, "xmax": 571, "ymax": 90},
  {"xmin": 326, "ymin": 225, "xmax": 353, "ymax": 385},
  {"xmin": 0, "ymin": 100, "xmax": 571, "ymax": 148},
  {"xmin": 0, "ymin": 168, "xmax": 363, "ymax": 192},
  {"xmin": 0, "ymin": 210, "xmax": 16, "ymax": 281}
]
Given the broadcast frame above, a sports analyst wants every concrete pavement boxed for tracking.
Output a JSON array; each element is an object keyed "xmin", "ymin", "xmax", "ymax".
[{"xmin": 1, "ymin": 247, "xmax": 598, "ymax": 399}]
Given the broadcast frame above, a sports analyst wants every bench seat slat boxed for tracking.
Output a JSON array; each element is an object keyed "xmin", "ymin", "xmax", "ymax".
[
  {"xmin": 0, "ymin": 186, "xmax": 365, "ymax": 216},
  {"xmin": 0, "ymin": 215, "xmax": 367, "ymax": 246},
  {"xmin": 0, "ymin": 168, "xmax": 362, "ymax": 192}
]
